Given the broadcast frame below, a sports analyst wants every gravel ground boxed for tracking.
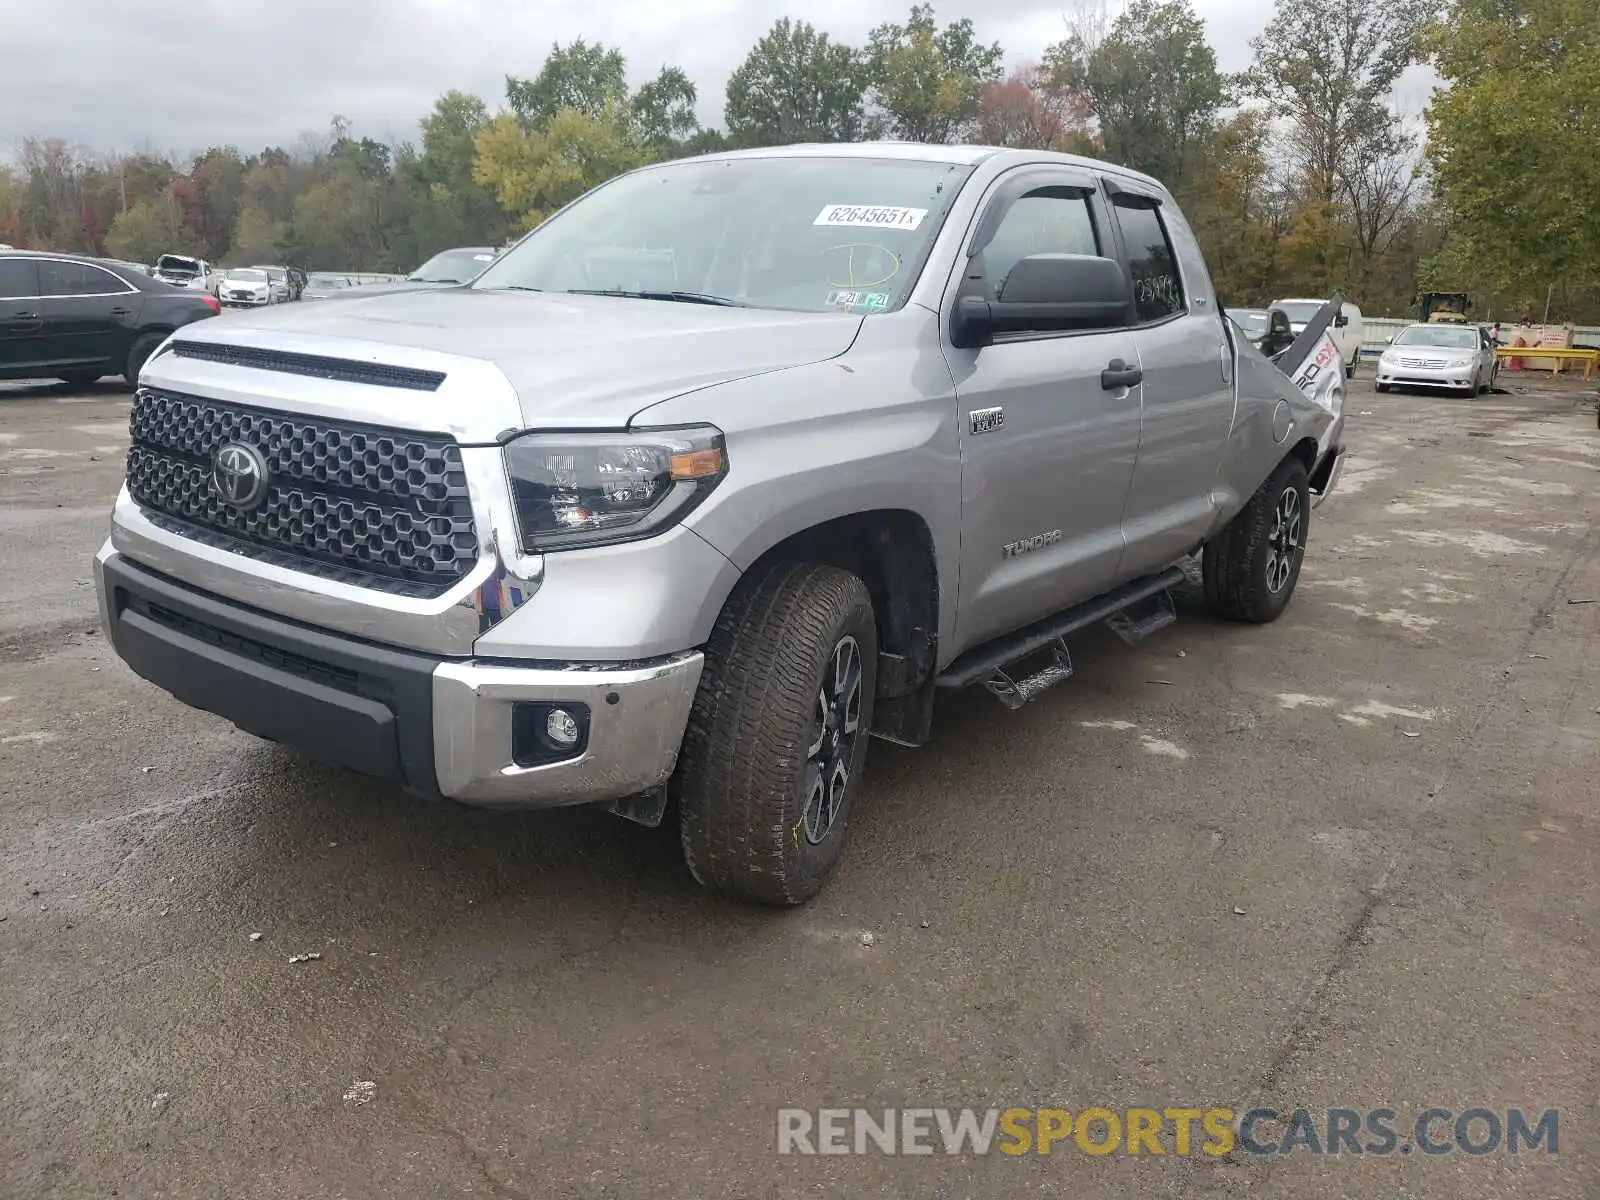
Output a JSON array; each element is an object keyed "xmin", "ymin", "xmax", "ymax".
[{"xmin": 2, "ymin": 370, "xmax": 1597, "ymax": 1199}]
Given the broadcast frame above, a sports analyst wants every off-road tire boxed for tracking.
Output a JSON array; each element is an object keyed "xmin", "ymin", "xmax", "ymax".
[
  {"xmin": 124, "ymin": 332, "xmax": 166, "ymax": 386},
  {"xmin": 1202, "ymin": 456, "xmax": 1310, "ymax": 625},
  {"xmin": 677, "ymin": 562, "xmax": 877, "ymax": 907}
]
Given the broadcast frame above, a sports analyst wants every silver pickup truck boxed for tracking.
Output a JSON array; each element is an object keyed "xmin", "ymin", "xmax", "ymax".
[{"xmin": 94, "ymin": 142, "xmax": 1344, "ymax": 906}]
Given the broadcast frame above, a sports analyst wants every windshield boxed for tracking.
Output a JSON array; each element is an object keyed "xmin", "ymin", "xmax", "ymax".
[
  {"xmin": 1230, "ymin": 310, "xmax": 1269, "ymax": 333},
  {"xmin": 1273, "ymin": 301, "xmax": 1323, "ymax": 324},
  {"xmin": 471, "ymin": 156, "xmax": 974, "ymax": 313},
  {"xmin": 226, "ymin": 269, "xmax": 268, "ymax": 282},
  {"xmin": 309, "ymin": 275, "xmax": 348, "ymax": 288},
  {"xmin": 1393, "ymin": 325, "xmax": 1481, "ymax": 349},
  {"xmin": 156, "ymin": 255, "xmax": 200, "ymax": 275},
  {"xmin": 411, "ymin": 249, "xmax": 496, "ymax": 283}
]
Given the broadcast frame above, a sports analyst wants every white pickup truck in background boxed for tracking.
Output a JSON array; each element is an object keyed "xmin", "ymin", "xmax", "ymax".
[{"xmin": 1271, "ymin": 297, "xmax": 1364, "ymax": 378}]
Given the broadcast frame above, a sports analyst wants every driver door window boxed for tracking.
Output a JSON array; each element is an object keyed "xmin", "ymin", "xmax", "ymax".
[{"xmin": 977, "ymin": 189, "xmax": 1101, "ymax": 304}]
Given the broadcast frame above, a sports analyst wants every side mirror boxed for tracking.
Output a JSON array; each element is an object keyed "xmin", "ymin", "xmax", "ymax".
[
  {"xmin": 1334, "ymin": 313, "xmax": 1349, "ymax": 327},
  {"xmin": 1385, "ymin": 335, "xmax": 1394, "ymax": 344},
  {"xmin": 951, "ymin": 253, "xmax": 1129, "ymax": 348}
]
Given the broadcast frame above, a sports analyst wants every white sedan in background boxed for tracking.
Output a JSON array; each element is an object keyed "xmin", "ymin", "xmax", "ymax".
[{"xmin": 1375, "ymin": 323, "xmax": 1498, "ymax": 396}]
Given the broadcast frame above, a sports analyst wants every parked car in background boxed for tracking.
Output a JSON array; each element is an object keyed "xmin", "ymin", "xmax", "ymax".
[
  {"xmin": 250, "ymin": 265, "xmax": 293, "ymax": 303},
  {"xmin": 0, "ymin": 250, "xmax": 219, "ymax": 386},
  {"xmin": 1225, "ymin": 307, "xmax": 1272, "ymax": 349},
  {"xmin": 327, "ymin": 247, "xmax": 499, "ymax": 299},
  {"xmin": 300, "ymin": 272, "xmax": 357, "ymax": 300},
  {"xmin": 151, "ymin": 253, "xmax": 216, "ymax": 294},
  {"xmin": 1269, "ymin": 297, "xmax": 1363, "ymax": 377},
  {"xmin": 101, "ymin": 258, "xmax": 151, "ymax": 278},
  {"xmin": 219, "ymin": 267, "xmax": 279, "ymax": 308},
  {"xmin": 1375, "ymin": 322, "xmax": 1498, "ymax": 396}
]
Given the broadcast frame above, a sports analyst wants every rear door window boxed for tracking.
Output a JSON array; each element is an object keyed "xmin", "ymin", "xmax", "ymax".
[
  {"xmin": 1111, "ymin": 202, "xmax": 1186, "ymax": 324},
  {"xmin": 39, "ymin": 260, "xmax": 130, "ymax": 296},
  {"xmin": 0, "ymin": 258, "xmax": 40, "ymax": 298}
]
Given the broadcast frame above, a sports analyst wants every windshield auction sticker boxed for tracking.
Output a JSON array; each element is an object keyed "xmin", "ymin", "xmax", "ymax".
[{"xmin": 814, "ymin": 205, "xmax": 928, "ymax": 230}]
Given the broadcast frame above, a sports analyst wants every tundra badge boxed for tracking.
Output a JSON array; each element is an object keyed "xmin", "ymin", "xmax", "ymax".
[{"xmin": 1002, "ymin": 529, "xmax": 1062, "ymax": 558}]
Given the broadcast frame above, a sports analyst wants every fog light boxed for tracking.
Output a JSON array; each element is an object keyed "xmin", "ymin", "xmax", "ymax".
[{"xmin": 545, "ymin": 708, "xmax": 580, "ymax": 747}]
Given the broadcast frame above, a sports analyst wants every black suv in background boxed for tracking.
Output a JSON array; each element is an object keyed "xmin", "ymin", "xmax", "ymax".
[{"xmin": 0, "ymin": 250, "xmax": 220, "ymax": 387}]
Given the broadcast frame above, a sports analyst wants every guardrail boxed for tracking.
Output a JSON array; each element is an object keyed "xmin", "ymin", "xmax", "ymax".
[{"xmin": 1494, "ymin": 345, "xmax": 1598, "ymax": 379}]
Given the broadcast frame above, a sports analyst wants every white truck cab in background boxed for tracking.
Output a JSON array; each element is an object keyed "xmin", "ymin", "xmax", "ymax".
[{"xmin": 1270, "ymin": 297, "xmax": 1364, "ymax": 377}]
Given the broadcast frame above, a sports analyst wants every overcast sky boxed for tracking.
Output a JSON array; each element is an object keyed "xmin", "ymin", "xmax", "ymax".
[{"xmin": 2, "ymin": 0, "xmax": 1436, "ymax": 162}]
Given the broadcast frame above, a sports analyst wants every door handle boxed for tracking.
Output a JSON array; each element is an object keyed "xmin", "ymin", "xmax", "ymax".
[
  {"xmin": 1101, "ymin": 358, "xmax": 1143, "ymax": 390},
  {"xmin": 9, "ymin": 309, "xmax": 38, "ymax": 319},
  {"xmin": 110, "ymin": 307, "xmax": 132, "ymax": 316}
]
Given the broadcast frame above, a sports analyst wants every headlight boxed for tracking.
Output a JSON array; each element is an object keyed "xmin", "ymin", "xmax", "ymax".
[{"xmin": 503, "ymin": 425, "xmax": 728, "ymax": 552}]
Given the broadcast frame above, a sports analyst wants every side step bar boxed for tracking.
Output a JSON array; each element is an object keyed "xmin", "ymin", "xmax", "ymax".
[{"xmin": 936, "ymin": 566, "xmax": 1187, "ymax": 697}]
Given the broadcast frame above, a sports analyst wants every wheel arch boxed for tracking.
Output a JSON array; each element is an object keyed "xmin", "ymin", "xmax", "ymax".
[{"xmin": 736, "ymin": 508, "xmax": 942, "ymax": 701}]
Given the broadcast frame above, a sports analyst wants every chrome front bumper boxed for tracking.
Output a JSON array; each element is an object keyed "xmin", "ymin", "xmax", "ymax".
[
  {"xmin": 1375, "ymin": 361, "xmax": 1478, "ymax": 389},
  {"xmin": 95, "ymin": 544, "xmax": 703, "ymax": 810},
  {"xmin": 432, "ymin": 654, "xmax": 703, "ymax": 807}
]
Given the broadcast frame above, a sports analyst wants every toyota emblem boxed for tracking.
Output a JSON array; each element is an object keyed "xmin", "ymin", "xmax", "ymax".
[{"xmin": 212, "ymin": 442, "xmax": 269, "ymax": 511}]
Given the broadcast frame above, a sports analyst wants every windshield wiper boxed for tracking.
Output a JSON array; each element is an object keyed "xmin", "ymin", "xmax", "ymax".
[{"xmin": 564, "ymin": 288, "xmax": 749, "ymax": 307}]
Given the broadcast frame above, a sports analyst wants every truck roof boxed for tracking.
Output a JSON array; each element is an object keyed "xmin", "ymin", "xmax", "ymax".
[{"xmin": 683, "ymin": 140, "xmax": 1168, "ymax": 192}]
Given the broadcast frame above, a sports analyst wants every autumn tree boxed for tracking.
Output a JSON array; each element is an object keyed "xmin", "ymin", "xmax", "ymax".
[
  {"xmin": 866, "ymin": 4, "xmax": 1003, "ymax": 143},
  {"xmin": 975, "ymin": 66, "xmax": 1092, "ymax": 150},
  {"xmin": 473, "ymin": 105, "xmax": 648, "ymax": 232},
  {"xmin": 724, "ymin": 19, "xmax": 872, "ymax": 147}
]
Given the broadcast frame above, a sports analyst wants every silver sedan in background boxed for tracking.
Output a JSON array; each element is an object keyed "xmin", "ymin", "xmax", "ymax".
[{"xmin": 1375, "ymin": 322, "xmax": 1498, "ymax": 396}]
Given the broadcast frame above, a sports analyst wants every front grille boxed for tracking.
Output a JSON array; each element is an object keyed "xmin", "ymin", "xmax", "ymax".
[
  {"xmin": 126, "ymin": 388, "xmax": 479, "ymax": 598},
  {"xmin": 1398, "ymin": 356, "xmax": 1448, "ymax": 368}
]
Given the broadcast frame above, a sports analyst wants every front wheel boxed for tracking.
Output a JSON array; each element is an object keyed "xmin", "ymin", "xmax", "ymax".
[
  {"xmin": 676, "ymin": 562, "xmax": 878, "ymax": 907},
  {"xmin": 1375, "ymin": 382, "xmax": 1391, "ymax": 393},
  {"xmin": 1202, "ymin": 456, "xmax": 1310, "ymax": 624}
]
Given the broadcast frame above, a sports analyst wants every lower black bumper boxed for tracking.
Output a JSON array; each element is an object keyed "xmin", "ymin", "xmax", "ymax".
[{"xmin": 98, "ymin": 553, "xmax": 444, "ymax": 797}]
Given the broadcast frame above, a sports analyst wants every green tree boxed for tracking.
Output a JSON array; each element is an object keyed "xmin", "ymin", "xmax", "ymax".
[
  {"xmin": 866, "ymin": 4, "xmax": 1003, "ymax": 143},
  {"xmin": 1244, "ymin": 0, "xmax": 1429, "ymax": 207},
  {"xmin": 229, "ymin": 206, "xmax": 284, "ymax": 264},
  {"xmin": 632, "ymin": 66, "xmax": 702, "ymax": 153},
  {"xmin": 507, "ymin": 40, "xmax": 628, "ymax": 128},
  {"xmin": 473, "ymin": 105, "xmax": 649, "ymax": 231},
  {"xmin": 1421, "ymin": 0, "xmax": 1600, "ymax": 309},
  {"xmin": 104, "ymin": 196, "xmax": 186, "ymax": 263},
  {"xmin": 724, "ymin": 18, "xmax": 873, "ymax": 147},
  {"xmin": 187, "ymin": 147, "xmax": 248, "ymax": 260},
  {"xmin": 1044, "ymin": 0, "xmax": 1224, "ymax": 191}
]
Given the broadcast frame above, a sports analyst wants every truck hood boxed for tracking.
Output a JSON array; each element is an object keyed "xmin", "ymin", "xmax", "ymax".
[{"xmin": 192, "ymin": 288, "xmax": 864, "ymax": 426}]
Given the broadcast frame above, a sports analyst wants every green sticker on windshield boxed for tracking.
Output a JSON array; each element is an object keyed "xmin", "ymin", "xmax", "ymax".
[{"xmin": 827, "ymin": 290, "xmax": 890, "ymax": 313}]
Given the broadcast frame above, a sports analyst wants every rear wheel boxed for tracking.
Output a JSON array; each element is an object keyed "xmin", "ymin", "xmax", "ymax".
[
  {"xmin": 1203, "ymin": 456, "xmax": 1310, "ymax": 624},
  {"xmin": 124, "ymin": 332, "xmax": 167, "ymax": 386},
  {"xmin": 676, "ymin": 562, "xmax": 877, "ymax": 907}
]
